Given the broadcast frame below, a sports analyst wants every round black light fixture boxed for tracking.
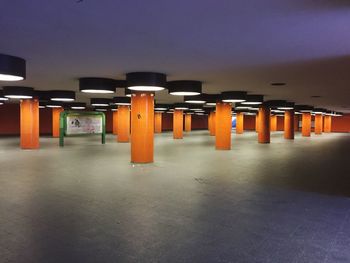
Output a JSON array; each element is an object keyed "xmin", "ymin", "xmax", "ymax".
[
  {"xmin": 3, "ymin": 86, "xmax": 34, "ymax": 99},
  {"xmin": 79, "ymin": 77, "xmax": 118, "ymax": 94},
  {"xmin": 174, "ymin": 103, "xmax": 189, "ymax": 110},
  {"xmin": 205, "ymin": 94, "xmax": 219, "ymax": 106},
  {"xmin": 38, "ymin": 101, "xmax": 47, "ymax": 109},
  {"xmin": 221, "ymin": 91, "xmax": 247, "ymax": 103},
  {"xmin": 0, "ymin": 54, "xmax": 26, "ymax": 81},
  {"xmin": 0, "ymin": 90, "xmax": 9, "ymax": 101},
  {"xmin": 264, "ymin": 100, "xmax": 286, "ymax": 108},
  {"xmin": 313, "ymin": 108, "xmax": 326, "ymax": 114},
  {"xmin": 34, "ymin": 90, "xmax": 50, "ymax": 101},
  {"xmin": 277, "ymin": 101, "xmax": 295, "ymax": 110},
  {"xmin": 184, "ymin": 94, "xmax": 207, "ymax": 104},
  {"xmin": 295, "ymin": 105, "xmax": 314, "ymax": 113},
  {"xmin": 271, "ymin": 109, "xmax": 285, "ymax": 114},
  {"xmin": 46, "ymin": 101, "xmax": 63, "ymax": 108},
  {"xmin": 241, "ymin": 95, "xmax": 264, "ymax": 105},
  {"xmin": 248, "ymin": 105, "xmax": 260, "ymax": 111},
  {"xmin": 168, "ymin": 80, "xmax": 202, "ymax": 96},
  {"xmin": 112, "ymin": 96, "xmax": 131, "ymax": 106},
  {"xmin": 126, "ymin": 72, "xmax": 166, "ymax": 91},
  {"xmin": 110, "ymin": 105, "xmax": 118, "ymax": 111},
  {"xmin": 70, "ymin": 102, "xmax": 86, "ymax": 110},
  {"xmin": 188, "ymin": 105, "xmax": 203, "ymax": 111},
  {"xmin": 94, "ymin": 106, "xmax": 108, "ymax": 112},
  {"xmin": 235, "ymin": 103, "xmax": 251, "ymax": 110},
  {"xmin": 90, "ymin": 98, "xmax": 111, "ymax": 107},
  {"xmin": 154, "ymin": 104, "xmax": 169, "ymax": 111},
  {"xmin": 50, "ymin": 90, "xmax": 75, "ymax": 102},
  {"xmin": 125, "ymin": 88, "xmax": 132, "ymax": 97}
]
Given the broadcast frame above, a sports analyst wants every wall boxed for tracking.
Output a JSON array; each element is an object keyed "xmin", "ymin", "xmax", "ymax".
[
  {"xmin": 243, "ymin": 115, "xmax": 256, "ymax": 130},
  {"xmin": 161, "ymin": 113, "xmax": 208, "ymax": 131},
  {"xmin": 332, "ymin": 114, "xmax": 350, "ymax": 132}
]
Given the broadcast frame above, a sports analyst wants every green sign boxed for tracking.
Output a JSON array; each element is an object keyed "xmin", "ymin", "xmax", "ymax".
[{"xmin": 59, "ymin": 111, "xmax": 106, "ymax": 147}]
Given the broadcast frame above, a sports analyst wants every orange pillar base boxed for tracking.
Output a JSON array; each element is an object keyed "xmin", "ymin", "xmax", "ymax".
[
  {"xmin": 215, "ymin": 102, "xmax": 231, "ymax": 150},
  {"xmin": 52, "ymin": 107, "xmax": 64, "ymax": 138},
  {"xmin": 284, "ymin": 110, "xmax": 294, "ymax": 140},
  {"xmin": 236, "ymin": 112, "xmax": 244, "ymax": 134},
  {"xmin": 20, "ymin": 99, "xmax": 39, "ymax": 149},
  {"xmin": 315, "ymin": 114, "xmax": 323, "ymax": 135},
  {"xmin": 185, "ymin": 114, "xmax": 192, "ymax": 132},
  {"xmin": 154, "ymin": 112, "xmax": 162, "ymax": 133},
  {"xmin": 258, "ymin": 106, "xmax": 270, "ymax": 143},
  {"xmin": 302, "ymin": 113, "xmax": 311, "ymax": 137},
  {"xmin": 117, "ymin": 105, "xmax": 130, "ymax": 142},
  {"xmin": 173, "ymin": 110, "xmax": 184, "ymax": 139},
  {"xmin": 131, "ymin": 92, "xmax": 154, "ymax": 163}
]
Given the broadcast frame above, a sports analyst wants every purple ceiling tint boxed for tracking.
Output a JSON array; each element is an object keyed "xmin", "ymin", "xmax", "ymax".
[{"xmin": 0, "ymin": 0, "xmax": 350, "ymax": 111}]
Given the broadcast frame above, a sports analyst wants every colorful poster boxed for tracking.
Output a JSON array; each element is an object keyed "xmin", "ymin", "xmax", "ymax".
[{"xmin": 66, "ymin": 115, "xmax": 103, "ymax": 135}]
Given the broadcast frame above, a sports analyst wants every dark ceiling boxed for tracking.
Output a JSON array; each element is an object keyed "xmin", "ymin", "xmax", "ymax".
[{"xmin": 1, "ymin": 0, "xmax": 350, "ymax": 112}]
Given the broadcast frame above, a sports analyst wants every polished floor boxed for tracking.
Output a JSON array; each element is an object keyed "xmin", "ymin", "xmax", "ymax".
[{"xmin": 0, "ymin": 131, "xmax": 350, "ymax": 263}]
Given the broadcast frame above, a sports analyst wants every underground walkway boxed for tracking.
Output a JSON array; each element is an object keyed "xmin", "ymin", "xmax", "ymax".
[{"xmin": 0, "ymin": 131, "xmax": 350, "ymax": 262}]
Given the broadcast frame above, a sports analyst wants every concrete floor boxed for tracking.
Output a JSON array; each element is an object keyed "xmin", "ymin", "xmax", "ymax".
[{"xmin": 0, "ymin": 131, "xmax": 350, "ymax": 263}]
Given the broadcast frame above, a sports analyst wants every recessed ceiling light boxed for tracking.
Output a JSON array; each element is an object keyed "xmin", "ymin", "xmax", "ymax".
[{"xmin": 270, "ymin": 82, "xmax": 286, "ymax": 86}]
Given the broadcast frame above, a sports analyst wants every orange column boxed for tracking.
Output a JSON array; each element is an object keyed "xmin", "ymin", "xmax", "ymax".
[
  {"xmin": 154, "ymin": 112, "xmax": 162, "ymax": 133},
  {"xmin": 314, "ymin": 114, "xmax": 323, "ymax": 135},
  {"xmin": 173, "ymin": 110, "xmax": 183, "ymax": 139},
  {"xmin": 258, "ymin": 106, "xmax": 270, "ymax": 143},
  {"xmin": 131, "ymin": 92, "xmax": 154, "ymax": 163},
  {"xmin": 215, "ymin": 102, "xmax": 232, "ymax": 150},
  {"xmin": 284, "ymin": 110, "xmax": 294, "ymax": 140},
  {"xmin": 236, "ymin": 112, "xmax": 244, "ymax": 134},
  {"xmin": 324, "ymin": 115, "xmax": 332, "ymax": 133},
  {"xmin": 117, "ymin": 105, "xmax": 130, "ymax": 142},
  {"xmin": 301, "ymin": 113, "xmax": 311, "ymax": 137},
  {"xmin": 270, "ymin": 115, "xmax": 277, "ymax": 131},
  {"xmin": 52, "ymin": 107, "xmax": 64, "ymax": 138},
  {"xmin": 294, "ymin": 115, "xmax": 299, "ymax": 131},
  {"xmin": 112, "ymin": 111, "xmax": 118, "ymax": 135},
  {"xmin": 185, "ymin": 114, "xmax": 192, "ymax": 132},
  {"xmin": 209, "ymin": 112, "xmax": 216, "ymax": 136},
  {"xmin": 255, "ymin": 112, "xmax": 259, "ymax": 133},
  {"xmin": 20, "ymin": 99, "xmax": 39, "ymax": 149}
]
